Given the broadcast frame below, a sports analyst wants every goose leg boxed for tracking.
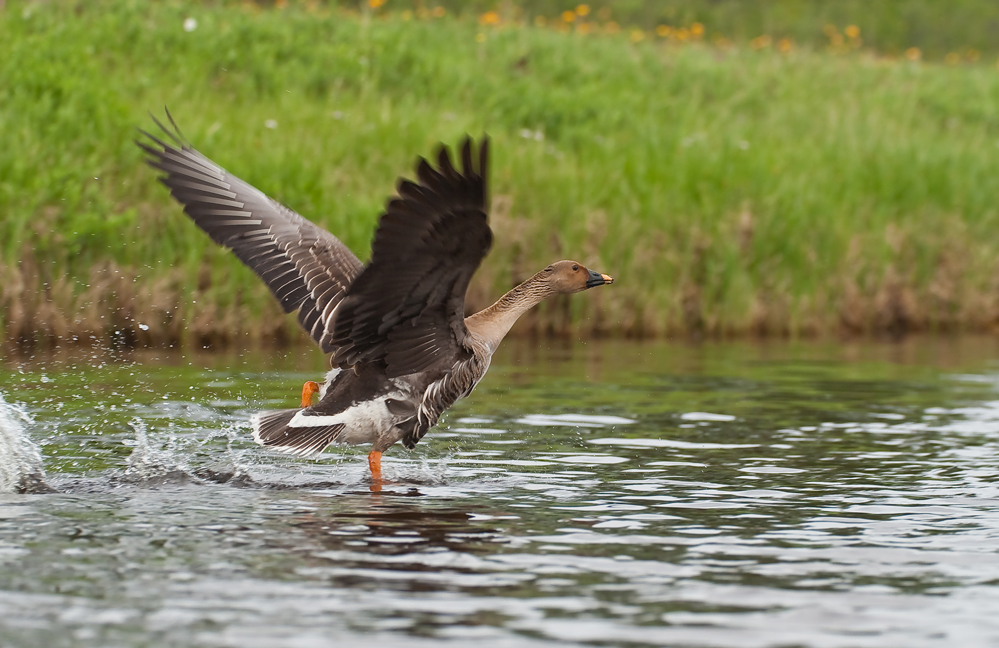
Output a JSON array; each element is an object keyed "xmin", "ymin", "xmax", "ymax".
[
  {"xmin": 300, "ymin": 381, "xmax": 319, "ymax": 408},
  {"xmin": 368, "ymin": 450, "xmax": 382, "ymax": 479},
  {"xmin": 368, "ymin": 450, "xmax": 383, "ymax": 492}
]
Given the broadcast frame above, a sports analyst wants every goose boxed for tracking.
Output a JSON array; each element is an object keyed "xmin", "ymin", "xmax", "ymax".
[{"xmin": 137, "ymin": 113, "xmax": 613, "ymax": 481}]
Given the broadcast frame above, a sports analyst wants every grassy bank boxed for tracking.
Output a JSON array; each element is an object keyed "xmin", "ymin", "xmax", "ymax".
[
  {"xmin": 3, "ymin": 1, "xmax": 999, "ymax": 349},
  {"xmin": 379, "ymin": 0, "xmax": 999, "ymax": 62}
]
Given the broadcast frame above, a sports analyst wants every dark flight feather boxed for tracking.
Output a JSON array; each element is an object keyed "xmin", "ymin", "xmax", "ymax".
[
  {"xmin": 136, "ymin": 112, "xmax": 364, "ymax": 353},
  {"xmin": 331, "ymin": 138, "xmax": 492, "ymax": 378}
]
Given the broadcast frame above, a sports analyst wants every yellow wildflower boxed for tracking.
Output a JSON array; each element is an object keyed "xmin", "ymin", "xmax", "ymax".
[
  {"xmin": 432, "ymin": 6, "xmax": 445, "ymax": 17},
  {"xmin": 675, "ymin": 28, "xmax": 689, "ymax": 41},
  {"xmin": 479, "ymin": 11, "xmax": 500, "ymax": 26},
  {"xmin": 367, "ymin": 0, "xmax": 384, "ymax": 8},
  {"xmin": 691, "ymin": 22, "xmax": 704, "ymax": 37},
  {"xmin": 656, "ymin": 25, "xmax": 671, "ymax": 37},
  {"xmin": 562, "ymin": 10, "xmax": 575, "ymax": 22},
  {"xmin": 576, "ymin": 4, "xmax": 590, "ymax": 17},
  {"xmin": 904, "ymin": 47, "xmax": 921, "ymax": 61},
  {"xmin": 630, "ymin": 29, "xmax": 644, "ymax": 43},
  {"xmin": 275, "ymin": 0, "xmax": 288, "ymax": 8},
  {"xmin": 750, "ymin": 35, "xmax": 771, "ymax": 50},
  {"xmin": 605, "ymin": 21, "xmax": 619, "ymax": 34},
  {"xmin": 577, "ymin": 22, "xmax": 591, "ymax": 35},
  {"xmin": 845, "ymin": 25, "xmax": 860, "ymax": 39},
  {"xmin": 778, "ymin": 38, "xmax": 792, "ymax": 53}
]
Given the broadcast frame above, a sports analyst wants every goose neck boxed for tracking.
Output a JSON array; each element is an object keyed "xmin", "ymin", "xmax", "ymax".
[{"xmin": 465, "ymin": 274, "xmax": 553, "ymax": 353}]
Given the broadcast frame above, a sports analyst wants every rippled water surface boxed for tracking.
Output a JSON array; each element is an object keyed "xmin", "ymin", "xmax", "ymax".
[{"xmin": 2, "ymin": 338, "xmax": 999, "ymax": 647}]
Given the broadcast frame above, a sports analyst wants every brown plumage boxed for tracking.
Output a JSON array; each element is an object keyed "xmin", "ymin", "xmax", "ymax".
[{"xmin": 137, "ymin": 111, "xmax": 614, "ymax": 479}]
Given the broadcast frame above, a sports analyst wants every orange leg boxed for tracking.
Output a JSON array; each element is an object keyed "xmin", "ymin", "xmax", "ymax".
[
  {"xmin": 300, "ymin": 381, "xmax": 319, "ymax": 408},
  {"xmin": 368, "ymin": 450, "xmax": 383, "ymax": 479},
  {"xmin": 368, "ymin": 450, "xmax": 383, "ymax": 492}
]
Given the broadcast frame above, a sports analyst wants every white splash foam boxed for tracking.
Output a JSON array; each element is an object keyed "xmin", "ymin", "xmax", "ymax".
[{"xmin": 0, "ymin": 394, "xmax": 49, "ymax": 493}]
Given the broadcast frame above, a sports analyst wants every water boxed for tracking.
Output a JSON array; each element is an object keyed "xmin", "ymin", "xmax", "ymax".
[{"xmin": 2, "ymin": 338, "xmax": 999, "ymax": 647}]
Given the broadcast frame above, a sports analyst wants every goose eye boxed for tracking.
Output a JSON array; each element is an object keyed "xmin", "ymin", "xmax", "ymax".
[
  {"xmin": 572, "ymin": 264, "xmax": 579, "ymax": 272},
  {"xmin": 545, "ymin": 266, "xmax": 554, "ymax": 273}
]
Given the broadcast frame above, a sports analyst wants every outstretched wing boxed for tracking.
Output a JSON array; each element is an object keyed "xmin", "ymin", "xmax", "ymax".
[
  {"xmin": 331, "ymin": 137, "xmax": 491, "ymax": 378},
  {"xmin": 136, "ymin": 113, "xmax": 364, "ymax": 352}
]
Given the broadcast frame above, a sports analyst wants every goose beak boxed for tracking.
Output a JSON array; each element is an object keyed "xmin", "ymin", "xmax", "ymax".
[{"xmin": 586, "ymin": 270, "xmax": 615, "ymax": 288}]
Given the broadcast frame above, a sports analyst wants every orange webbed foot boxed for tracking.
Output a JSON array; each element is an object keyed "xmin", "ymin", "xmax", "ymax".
[{"xmin": 301, "ymin": 381, "xmax": 319, "ymax": 408}]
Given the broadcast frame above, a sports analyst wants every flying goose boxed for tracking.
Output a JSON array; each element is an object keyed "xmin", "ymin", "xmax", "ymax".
[{"xmin": 137, "ymin": 113, "xmax": 613, "ymax": 481}]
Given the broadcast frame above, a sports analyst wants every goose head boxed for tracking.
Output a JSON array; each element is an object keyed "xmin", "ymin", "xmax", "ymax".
[
  {"xmin": 541, "ymin": 260, "xmax": 614, "ymax": 294},
  {"xmin": 465, "ymin": 259, "xmax": 615, "ymax": 350}
]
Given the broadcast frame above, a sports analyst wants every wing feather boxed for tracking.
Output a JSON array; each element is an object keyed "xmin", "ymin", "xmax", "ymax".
[
  {"xmin": 137, "ymin": 113, "xmax": 364, "ymax": 352},
  {"xmin": 330, "ymin": 137, "xmax": 491, "ymax": 377}
]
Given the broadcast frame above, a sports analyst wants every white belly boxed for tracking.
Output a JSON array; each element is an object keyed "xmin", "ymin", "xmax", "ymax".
[{"xmin": 290, "ymin": 376, "xmax": 419, "ymax": 446}]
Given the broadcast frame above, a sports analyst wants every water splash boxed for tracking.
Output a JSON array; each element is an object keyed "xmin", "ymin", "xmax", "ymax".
[
  {"xmin": 0, "ymin": 394, "xmax": 54, "ymax": 493},
  {"xmin": 123, "ymin": 418, "xmax": 190, "ymax": 484},
  {"xmin": 195, "ymin": 424, "xmax": 256, "ymax": 486}
]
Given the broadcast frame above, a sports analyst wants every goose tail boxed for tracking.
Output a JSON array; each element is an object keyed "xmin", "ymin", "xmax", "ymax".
[{"xmin": 250, "ymin": 409, "xmax": 345, "ymax": 457}]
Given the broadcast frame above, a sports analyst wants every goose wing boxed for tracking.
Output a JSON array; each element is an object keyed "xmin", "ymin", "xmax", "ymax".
[
  {"xmin": 137, "ymin": 115, "xmax": 363, "ymax": 352},
  {"xmin": 331, "ymin": 137, "xmax": 491, "ymax": 378}
]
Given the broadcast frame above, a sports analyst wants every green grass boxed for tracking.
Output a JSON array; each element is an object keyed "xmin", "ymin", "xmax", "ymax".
[
  {"xmin": 3, "ymin": 0, "xmax": 999, "ymax": 348},
  {"xmin": 422, "ymin": 0, "xmax": 999, "ymax": 61}
]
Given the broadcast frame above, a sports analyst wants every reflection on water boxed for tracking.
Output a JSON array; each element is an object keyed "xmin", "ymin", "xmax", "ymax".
[{"xmin": 2, "ymin": 338, "xmax": 999, "ymax": 646}]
